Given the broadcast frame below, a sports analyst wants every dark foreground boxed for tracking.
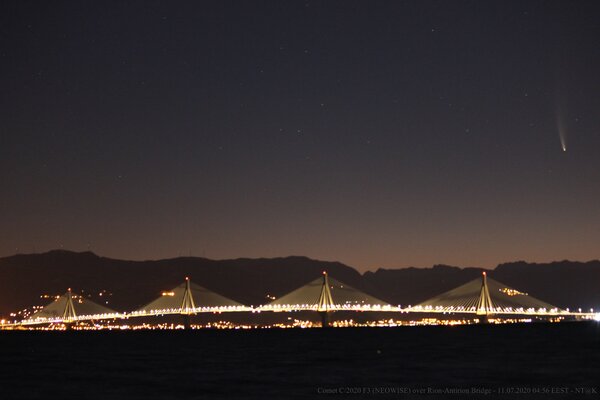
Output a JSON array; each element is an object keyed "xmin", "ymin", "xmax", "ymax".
[{"xmin": 1, "ymin": 322, "xmax": 599, "ymax": 399}]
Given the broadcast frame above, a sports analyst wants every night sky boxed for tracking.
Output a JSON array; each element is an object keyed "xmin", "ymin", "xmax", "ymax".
[{"xmin": 2, "ymin": 1, "xmax": 599, "ymax": 271}]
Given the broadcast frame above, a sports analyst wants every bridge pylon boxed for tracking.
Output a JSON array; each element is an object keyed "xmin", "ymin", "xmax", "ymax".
[
  {"xmin": 476, "ymin": 272, "xmax": 494, "ymax": 323},
  {"xmin": 181, "ymin": 277, "xmax": 197, "ymax": 313},
  {"xmin": 180, "ymin": 277, "xmax": 197, "ymax": 329},
  {"xmin": 62, "ymin": 288, "xmax": 77, "ymax": 329},
  {"xmin": 317, "ymin": 271, "xmax": 335, "ymax": 327}
]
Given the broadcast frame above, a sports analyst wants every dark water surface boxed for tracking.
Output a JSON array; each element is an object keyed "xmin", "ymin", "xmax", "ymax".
[{"xmin": 1, "ymin": 322, "xmax": 599, "ymax": 399}]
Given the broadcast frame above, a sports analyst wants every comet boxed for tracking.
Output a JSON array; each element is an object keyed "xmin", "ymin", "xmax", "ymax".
[
  {"xmin": 558, "ymin": 119, "xmax": 567, "ymax": 151},
  {"xmin": 556, "ymin": 104, "xmax": 567, "ymax": 152}
]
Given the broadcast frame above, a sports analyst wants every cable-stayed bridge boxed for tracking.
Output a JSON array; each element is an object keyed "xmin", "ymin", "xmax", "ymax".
[
  {"xmin": 259, "ymin": 271, "xmax": 393, "ymax": 326},
  {"xmin": 406, "ymin": 272, "xmax": 570, "ymax": 317},
  {"xmin": 259, "ymin": 271, "xmax": 392, "ymax": 312},
  {"xmin": 19, "ymin": 288, "xmax": 121, "ymax": 326},
  {"xmin": 132, "ymin": 277, "xmax": 248, "ymax": 316},
  {"xmin": 12, "ymin": 271, "xmax": 599, "ymax": 328}
]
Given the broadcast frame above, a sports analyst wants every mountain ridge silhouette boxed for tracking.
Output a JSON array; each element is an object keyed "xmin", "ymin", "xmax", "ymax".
[{"xmin": 1, "ymin": 250, "xmax": 598, "ymax": 316}]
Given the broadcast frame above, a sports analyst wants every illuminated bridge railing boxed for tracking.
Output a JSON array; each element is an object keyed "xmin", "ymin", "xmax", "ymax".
[
  {"xmin": 131, "ymin": 305, "xmax": 253, "ymax": 316},
  {"xmin": 20, "ymin": 312, "xmax": 125, "ymax": 325},
  {"xmin": 404, "ymin": 305, "xmax": 574, "ymax": 315},
  {"xmin": 257, "ymin": 303, "xmax": 398, "ymax": 312}
]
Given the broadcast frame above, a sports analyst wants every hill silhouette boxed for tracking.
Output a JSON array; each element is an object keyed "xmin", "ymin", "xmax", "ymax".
[{"xmin": 0, "ymin": 250, "xmax": 599, "ymax": 317}]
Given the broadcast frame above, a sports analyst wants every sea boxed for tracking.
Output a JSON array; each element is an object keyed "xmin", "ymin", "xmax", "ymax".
[{"xmin": 1, "ymin": 322, "xmax": 599, "ymax": 399}]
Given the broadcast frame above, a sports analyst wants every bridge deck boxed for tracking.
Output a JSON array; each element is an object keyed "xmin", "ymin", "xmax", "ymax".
[{"xmin": 12, "ymin": 306, "xmax": 597, "ymax": 327}]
